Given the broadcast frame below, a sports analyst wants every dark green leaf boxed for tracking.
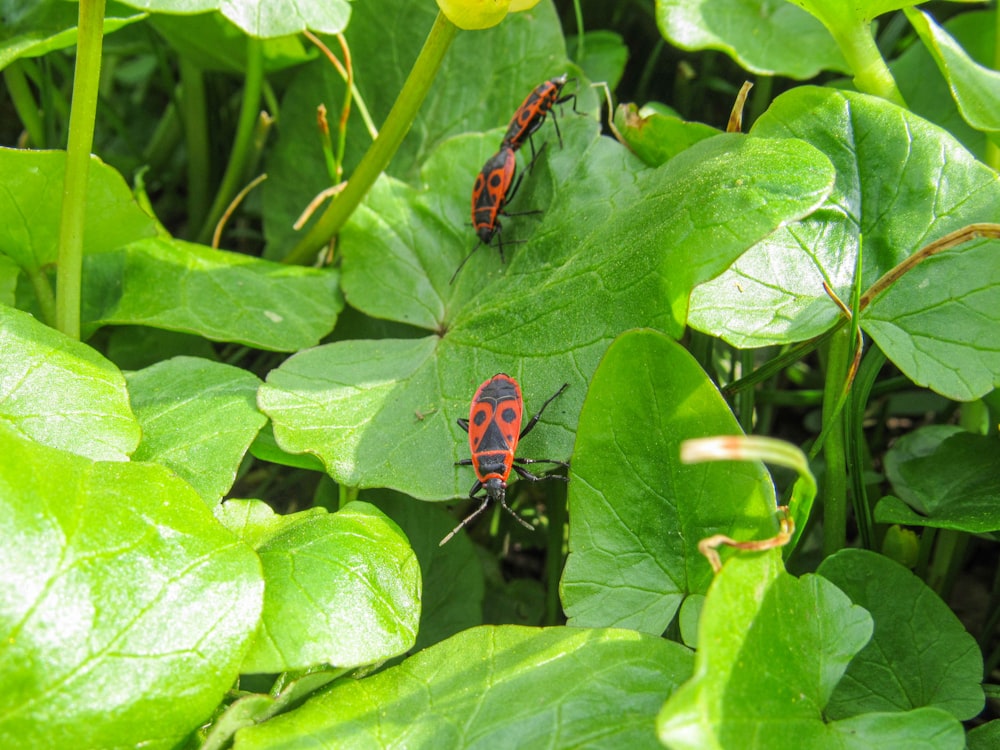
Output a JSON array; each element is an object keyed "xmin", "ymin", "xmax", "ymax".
[
  {"xmin": 0, "ymin": 305, "xmax": 140, "ymax": 461},
  {"xmin": 82, "ymin": 237, "xmax": 343, "ymax": 350},
  {"xmin": 873, "ymin": 426, "xmax": 1000, "ymax": 533},
  {"xmin": 126, "ymin": 356, "xmax": 267, "ymax": 504},
  {"xmin": 561, "ymin": 329, "xmax": 778, "ymax": 633},
  {"xmin": 0, "ymin": 423, "xmax": 264, "ymax": 749},
  {"xmin": 655, "ymin": 0, "xmax": 848, "ymax": 79},
  {"xmin": 240, "ymin": 501, "xmax": 421, "ymax": 673},
  {"xmin": 613, "ymin": 102, "xmax": 720, "ymax": 166},
  {"xmin": 234, "ymin": 625, "xmax": 694, "ymax": 749},
  {"xmin": 569, "ymin": 30, "xmax": 629, "ymax": 90},
  {"xmin": 818, "ymin": 549, "xmax": 983, "ymax": 720}
]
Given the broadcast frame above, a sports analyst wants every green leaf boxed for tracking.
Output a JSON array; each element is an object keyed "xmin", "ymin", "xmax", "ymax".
[
  {"xmin": 115, "ymin": 0, "xmax": 350, "ymax": 38},
  {"xmin": 263, "ymin": 0, "xmax": 579, "ymax": 255},
  {"xmin": 126, "ymin": 356, "xmax": 268, "ymax": 504},
  {"xmin": 0, "ymin": 147, "xmax": 157, "ymax": 273},
  {"xmin": 872, "ymin": 425, "xmax": 1000, "ymax": 533},
  {"xmin": 0, "ymin": 0, "xmax": 145, "ymax": 70},
  {"xmin": 259, "ymin": 128, "xmax": 833, "ymax": 501},
  {"xmin": 234, "ymin": 625, "xmax": 694, "ymax": 749},
  {"xmin": 655, "ymin": 0, "xmax": 849, "ymax": 79},
  {"xmin": 365, "ymin": 490, "xmax": 485, "ymax": 652},
  {"xmin": 560, "ymin": 330, "xmax": 778, "ymax": 633},
  {"xmin": 240, "ymin": 501, "xmax": 421, "ymax": 673},
  {"xmin": 0, "ymin": 423, "xmax": 264, "ymax": 749},
  {"xmin": 150, "ymin": 13, "xmax": 315, "ymax": 73},
  {"xmin": 968, "ymin": 721, "xmax": 1000, "ymax": 750},
  {"xmin": 215, "ymin": 498, "xmax": 327, "ymax": 549},
  {"xmin": 613, "ymin": 103, "xmax": 720, "ymax": 167},
  {"xmin": 0, "ymin": 305, "xmax": 140, "ymax": 461},
  {"xmin": 688, "ymin": 87, "xmax": 1000, "ymax": 400},
  {"xmin": 82, "ymin": 236, "xmax": 343, "ymax": 350},
  {"xmin": 569, "ymin": 30, "xmax": 629, "ymax": 90},
  {"xmin": 904, "ymin": 8, "xmax": 1000, "ymax": 133},
  {"xmin": 657, "ymin": 552, "xmax": 965, "ymax": 750},
  {"xmin": 818, "ymin": 549, "xmax": 983, "ymax": 721},
  {"xmin": 891, "ymin": 10, "xmax": 992, "ymax": 159}
]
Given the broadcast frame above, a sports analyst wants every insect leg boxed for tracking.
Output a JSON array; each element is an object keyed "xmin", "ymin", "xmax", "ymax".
[
  {"xmin": 519, "ymin": 382, "xmax": 569, "ymax": 439},
  {"xmin": 439, "ymin": 494, "xmax": 490, "ymax": 546}
]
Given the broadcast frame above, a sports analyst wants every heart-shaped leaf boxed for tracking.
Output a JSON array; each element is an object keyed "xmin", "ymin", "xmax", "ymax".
[
  {"xmin": 0, "ymin": 424, "xmax": 264, "ymax": 749},
  {"xmin": 560, "ymin": 329, "xmax": 778, "ymax": 633},
  {"xmin": 259, "ymin": 125, "xmax": 834, "ymax": 502},
  {"xmin": 116, "ymin": 0, "xmax": 350, "ymax": 38},
  {"xmin": 818, "ymin": 549, "xmax": 983, "ymax": 721}
]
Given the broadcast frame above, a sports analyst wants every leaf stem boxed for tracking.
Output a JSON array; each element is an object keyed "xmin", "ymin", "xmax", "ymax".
[
  {"xmin": 196, "ymin": 37, "xmax": 265, "ymax": 245},
  {"xmin": 829, "ymin": 21, "xmax": 906, "ymax": 107},
  {"xmin": 282, "ymin": 11, "xmax": 458, "ymax": 265},
  {"xmin": 820, "ymin": 326, "xmax": 851, "ymax": 556},
  {"xmin": 179, "ymin": 58, "xmax": 210, "ymax": 236},
  {"xmin": 55, "ymin": 0, "xmax": 106, "ymax": 340}
]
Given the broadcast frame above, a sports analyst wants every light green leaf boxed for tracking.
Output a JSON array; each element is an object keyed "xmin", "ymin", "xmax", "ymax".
[
  {"xmin": 0, "ymin": 423, "xmax": 264, "ymax": 750},
  {"xmin": 818, "ymin": 549, "xmax": 983, "ymax": 721},
  {"xmin": 259, "ymin": 127, "xmax": 833, "ymax": 503},
  {"xmin": 561, "ymin": 330, "xmax": 778, "ymax": 633},
  {"xmin": 655, "ymin": 0, "xmax": 848, "ymax": 79},
  {"xmin": 657, "ymin": 552, "xmax": 964, "ymax": 750},
  {"xmin": 0, "ymin": 147, "xmax": 157, "ymax": 273},
  {"xmin": 126, "ymin": 356, "xmax": 268, "ymax": 504},
  {"xmin": 904, "ymin": 8, "xmax": 1000, "ymax": 133},
  {"xmin": 241, "ymin": 501, "xmax": 421, "ymax": 673},
  {"xmin": 569, "ymin": 30, "xmax": 629, "ymax": 90},
  {"xmin": 234, "ymin": 625, "xmax": 694, "ymax": 749},
  {"xmin": 688, "ymin": 87, "xmax": 1000, "ymax": 400},
  {"xmin": 0, "ymin": 305, "xmax": 140, "ymax": 461},
  {"xmin": 116, "ymin": 0, "xmax": 350, "ymax": 38},
  {"xmin": 82, "ymin": 236, "xmax": 343, "ymax": 351}
]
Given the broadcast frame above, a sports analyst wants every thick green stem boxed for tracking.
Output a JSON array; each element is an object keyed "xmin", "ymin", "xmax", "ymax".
[
  {"xmin": 544, "ymin": 483, "xmax": 567, "ymax": 626},
  {"xmin": 283, "ymin": 12, "xmax": 458, "ymax": 265},
  {"xmin": 830, "ymin": 22, "xmax": 907, "ymax": 107},
  {"xmin": 3, "ymin": 62, "xmax": 45, "ymax": 146},
  {"xmin": 196, "ymin": 37, "xmax": 264, "ymax": 245},
  {"xmin": 821, "ymin": 326, "xmax": 851, "ymax": 556},
  {"xmin": 179, "ymin": 59, "xmax": 210, "ymax": 237},
  {"xmin": 847, "ymin": 347, "xmax": 885, "ymax": 550},
  {"xmin": 26, "ymin": 267, "xmax": 57, "ymax": 327},
  {"xmin": 55, "ymin": 0, "xmax": 106, "ymax": 340}
]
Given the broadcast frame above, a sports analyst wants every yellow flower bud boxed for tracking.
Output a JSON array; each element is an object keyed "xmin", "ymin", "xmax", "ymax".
[{"xmin": 437, "ymin": 0, "xmax": 543, "ymax": 31}]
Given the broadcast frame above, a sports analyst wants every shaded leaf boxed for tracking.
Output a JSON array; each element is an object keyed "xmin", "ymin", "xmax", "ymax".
[
  {"xmin": 873, "ymin": 426, "xmax": 1000, "ymax": 533},
  {"xmin": 0, "ymin": 424, "xmax": 264, "ymax": 750},
  {"xmin": 240, "ymin": 501, "xmax": 421, "ymax": 673},
  {"xmin": 818, "ymin": 549, "xmax": 983, "ymax": 721},
  {"xmin": 83, "ymin": 236, "xmax": 343, "ymax": 351},
  {"xmin": 126, "ymin": 356, "xmax": 268, "ymax": 504},
  {"xmin": 0, "ymin": 305, "xmax": 140, "ymax": 461},
  {"xmin": 561, "ymin": 329, "xmax": 777, "ymax": 633},
  {"xmin": 613, "ymin": 102, "xmax": 720, "ymax": 167},
  {"xmin": 655, "ymin": 0, "xmax": 848, "ymax": 79},
  {"xmin": 234, "ymin": 625, "xmax": 694, "ymax": 749}
]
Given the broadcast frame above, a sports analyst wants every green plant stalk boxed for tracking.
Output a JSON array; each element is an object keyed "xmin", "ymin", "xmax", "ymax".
[
  {"xmin": 571, "ymin": 0, "xmax": 585, "ymax": 60},
  {"xmin": 737, "ymin": 349, "xmax": 754, "ymax": 433},
  {"xmin": 26, "ymin": 267, "xmax": 57, "ymax": 327},
  {"xmin": 196, "ymin": 37, "xmax": 265, "ymax": 245},
  {"xmin": 987, "ymin": 11, "xmax": 1000, "ymax": 172},
  {"xmin": 55, "ymin": 0, "xmax": 106, "ymax": 340},
  {"xmin": 3, "ymin": 62, "xmax": 45, "ymax": 146},
  {"xmin": 283, "ymin": 11, "xmax": 458, "ymax": 265},
  {"xmin": 179, "ymin": 59, "xmax": 210, "ymax": 237},
  {"xmin": 829, "ymin": 21, "xmax": 906, "ymax": 107},
  {"xmin": 847, "ymin": 346, "xmax": 885, "ymax": 550},
  {"xmin": 820, "ymin": 326, "xmax": 851, "ymax": 556}
]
